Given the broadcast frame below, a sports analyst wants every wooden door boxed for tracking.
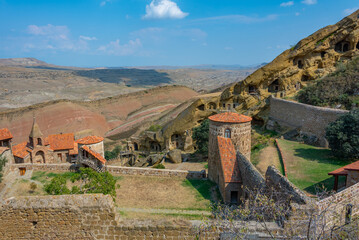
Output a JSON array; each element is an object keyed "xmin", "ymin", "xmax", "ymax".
[{"xmin": 19, "ymin": 168, "xmax": 26, "ymax": 176}]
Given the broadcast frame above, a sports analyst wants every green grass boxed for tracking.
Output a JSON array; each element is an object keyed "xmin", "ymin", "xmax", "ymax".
[
  {"xmin": 182, "ymin": 179, "xmax": 219, "ymax": 207},
  {"xmin": 277, "ymin": 139, "xmax": 353, "ymax": 194}
]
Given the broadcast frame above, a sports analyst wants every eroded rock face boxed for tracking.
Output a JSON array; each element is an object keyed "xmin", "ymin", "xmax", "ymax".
[{"xmin": 220, "ymin": 10, "xmax": 359, "ymax": 117}]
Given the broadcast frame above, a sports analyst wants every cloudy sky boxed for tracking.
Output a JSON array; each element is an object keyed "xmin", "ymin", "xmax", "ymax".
[{"xmin": 0, "ymin": 0, "xmax": 358, "ymax": 67}]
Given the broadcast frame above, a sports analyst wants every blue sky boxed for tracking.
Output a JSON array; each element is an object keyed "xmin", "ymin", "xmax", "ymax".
[{"xmin": 0, "ymin": 0, "xmax": 358, "ymax": 67}]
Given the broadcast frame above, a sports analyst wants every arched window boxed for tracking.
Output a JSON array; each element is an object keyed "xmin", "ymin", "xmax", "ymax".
[
  {"xmin": 37, "ymin": 138, "xmax": 42, "ymax": 145},
  {"xmin": 224, "ymin": 129, "xmax": 231, "ymax": 138}
]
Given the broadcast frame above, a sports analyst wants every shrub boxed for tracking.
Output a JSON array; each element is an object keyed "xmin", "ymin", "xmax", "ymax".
[
  {"xmin": 0, "ymin": 156, "xmax": 7, "ymax": 183},
  {"xmin": 29, "ymin": 182, "xmax": 37, "ymax": 192},
  {"xmin": 148, "ymin": 124, "xmax": 162, "ymax": 132},
  {"xmin": 326, "ymin": 110, "xmax": 359, "ymax": 159},
  {"xmin": 153, "ymin": 163, "xmax": 165, "ymax": 169},
  {"xmin": 105, "ymin": 145, "xmax": 122, "ymax": 160},
  {"xmin": 192, "ymin": 119, "xmax": 209, "ymax": 156}
]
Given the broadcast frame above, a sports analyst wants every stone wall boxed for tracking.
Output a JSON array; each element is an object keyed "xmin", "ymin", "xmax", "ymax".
[
  {"xmin": 237, "ymin": 152, "xmax": 266, "ymax": 192},
  {"xmin": 268, "ymin": 97, "xmax": 348, "ymax": 146},
  {"xmin": 0, "ymin": 194, "xmax": 219, "ymax": 240},
  {"xmin": 8, "ymin": 163, "xmax": 206, "ymax": 179}
]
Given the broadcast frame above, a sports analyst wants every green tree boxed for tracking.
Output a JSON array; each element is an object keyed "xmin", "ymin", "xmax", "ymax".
[
  {"xmin": 44, "ymin": 168, "xmax": 118, "ymax": 200},
  {"xmin": 0, "ymin": 156, "xmax": 7, "ymax": 183},
  {"xmin": 192, "ymin": 119, "xmax": 209, "ymax": 156},
  {"xmin": 105, "ymin": 145, "xmax": 122, "ymax": 160},
  {"xmin": 326, "ymin": 109, "xmax": 359, "ymax": 159}
]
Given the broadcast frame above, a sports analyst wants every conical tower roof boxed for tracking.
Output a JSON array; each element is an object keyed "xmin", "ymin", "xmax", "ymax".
[{"xmin": 29, "ymin": 117, "xmax": 43, "ymax": 138}]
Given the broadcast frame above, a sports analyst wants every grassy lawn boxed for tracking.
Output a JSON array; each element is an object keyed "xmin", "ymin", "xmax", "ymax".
[
  {"xmin": 115, "ymin": 175, "xmax": 216, "ymax": 211},
  {"xmin": 277, "ymin": 139, "xmax": 353, "ymax": 194}
]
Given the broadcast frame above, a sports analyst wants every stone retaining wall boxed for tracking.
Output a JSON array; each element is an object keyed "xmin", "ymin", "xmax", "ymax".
[
  {"xmin": 268, "ymin": 97, "xmax": 348, "ymax": 146},
  {"xmin": 8, "ymin": 163, "xmax": 207, "ymax": 179}
]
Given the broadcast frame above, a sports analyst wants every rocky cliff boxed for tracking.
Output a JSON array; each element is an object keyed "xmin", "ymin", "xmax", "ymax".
[{"xmin": 220, "ymin": 10, "xmax": 359, "ymax": 118}]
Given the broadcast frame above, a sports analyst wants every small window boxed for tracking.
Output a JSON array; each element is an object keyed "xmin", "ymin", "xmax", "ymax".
[
  {"xmin": 225, "ymin": 129, "xmax": 231, "ymax": 138},
  {"xmin": 298, "ymin": 60, "xmax": 303, "ymax": 69},
  {"xmin": 37, "ymin": 138, "xmax": 42, "ymax": 146},
  {"xmin": 57, "ymin": 153, "xmax": 62, "ymax": 161}
]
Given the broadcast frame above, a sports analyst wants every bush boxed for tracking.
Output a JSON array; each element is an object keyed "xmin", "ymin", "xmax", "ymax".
[
  {"xmin": 153, "ymin": 163, "xmax": 165, "ymax": 169},
  {"xmin": 192, "ymin": 119, "xmax": 209, "ymax": 156},
  {"xmin": 105, "ymin": 145, "xmax": 122, "ymax": 160},
  {"xmin": 0, "ymin": 156, "xmax": 7, "ymax": 183},
  {"xmin": 148, "ymin": 124, "xmax": 162, "ymax": 132},
  {"xmin": 30, "ymin": 182, "xmax": 37, "ymax": 192},
  {"xmin": 44, "ymin": 168, "xmax": 118, "ymax": 200},
  {"xmin": 326, "ymin": 110, "xmax": 359, "ymax": 159}
]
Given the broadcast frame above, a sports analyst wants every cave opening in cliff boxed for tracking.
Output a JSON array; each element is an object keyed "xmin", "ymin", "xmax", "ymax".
[
  {"xmin": 268, "ymin": 79, "xmax": 280, "ymax": 93},
  {"xmin": 208, "ymin": 102, "xmax": 217, "ymax": 110},
  {"xmin": 297, "ymin": 60, "xmax": 304, "ymax": 69},
  {"xmin": 197, "ymin": 104, "xmax": 205, "ymax": 111},
  {"xmin": 356, "ymin": 42, "xmax": 359, "ymax": 50},
  {"xmin": 343, "ymin": 43, "xmax": 349, "ymax": 52},
  {"xmin": 302, "ymin": 75, "xmax": 310, "ymax": 81},
  {"xmin": 321, "ymin": 51, "xmax": 326, "ymax": 58},
  {"xmin": 248, "ymin": 85, "xmax": 257, "ymax": 95}
]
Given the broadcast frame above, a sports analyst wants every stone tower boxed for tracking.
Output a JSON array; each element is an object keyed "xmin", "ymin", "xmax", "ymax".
[
  {"xmin": 29, "ymin": 117, "xmax": 44, "ymax": 148},
  {"xmin": 208, "ymin": 112, "xmax": 252, "ymax": 182}
]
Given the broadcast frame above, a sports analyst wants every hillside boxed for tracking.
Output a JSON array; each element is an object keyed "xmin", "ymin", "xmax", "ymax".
[
  {"xmin": 0, "ymin": 85, "xmax": 198, "ymax": 144},
  {"xmin": 297, "ymin": 56, "xmax": 359, "ymax": 109},
  {"xmin": 0, "ymin": 58, "xmax": 256, "ymax": 109}
]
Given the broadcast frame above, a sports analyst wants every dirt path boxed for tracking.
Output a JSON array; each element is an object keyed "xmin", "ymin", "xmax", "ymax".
[
  {"xmin": 117, "ymin": 207, "xmax": 211, "ymax": 216},
  {"xmin": 256, "ymin": 142, "xmax": 281, "ymax": 175}
]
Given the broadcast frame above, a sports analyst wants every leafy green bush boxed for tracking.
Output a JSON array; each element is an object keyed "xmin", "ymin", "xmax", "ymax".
[
  {"xmin": 326, "ymin": 110, "xmax": 359, "ymax": 159},
  {"xmin": 0, "ymin": 156, "xmax": 7, "ymax": 183},
  {"xmin": 153, "ymin": 163, "xmax": 165, "ymax": 169},
  {"xmin": 296, "ymin": 57, "xmax": 359, "ymax": 109},
  {"xmin": 148, "ymin": 124, "xmax": 162, "ymax": 132},
  {"xmin": 44, "ymin": 168, "xmax": 118, "ymax": 200},
  {"xmin": 192, "ymin": 119, "xmax": 209, "ymax": 156},
  {"xmin": 105, "ymin": 145, "xmax": 122, "ymax": 160}
]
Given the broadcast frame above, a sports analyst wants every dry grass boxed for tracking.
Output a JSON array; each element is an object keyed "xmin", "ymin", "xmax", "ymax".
[
  {"xmin": 3, "ymin": 179, "xmax": 45, "ymax": 198},
  {"xmin": 118, "ymin": 210, "xmax": 207, "ymax": 221},
  {"xmin": 116, "ymin": 175, "xmax": 212, "ymax": 210},
  {"xmin": 255, "ymin": 142, "xmax": 282, "ymax": 175}
]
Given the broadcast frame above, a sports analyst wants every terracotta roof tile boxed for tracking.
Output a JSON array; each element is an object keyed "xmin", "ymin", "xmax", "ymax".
[
  {"xmin": 81, "ymin": 145, "xmax": 106, "ymax": 164},
  {"xmin": 12, "ymin": 142, "xmax": 30, "ymax": 159},
  {"xmin": 209, "ymin": 112, "xmax": 252, "ymax": 123},
  {"xmin": 0, "ymin": 146, "xmax": 9, "ymax": 155},
  {"xmin": 328, "ymin": 160, "xmax": 359, "ymax": 176},
  {"xmin": 76, "ymin": 136, "xmax": 104, "ymax": 145},
  {"xmin": 217, "ymin": 136, "xmax": 241, "ymax": 183},
  {"xmin": 48, "ymin": 133, "xmax": 75, "ymax": 151},
  {"xmin": 0, "ymin": 128, "xmax": 13, "ymax": 141},
  {"xmin": 69, "ymin": 142, "xmax": 79, "ymax": 155}
]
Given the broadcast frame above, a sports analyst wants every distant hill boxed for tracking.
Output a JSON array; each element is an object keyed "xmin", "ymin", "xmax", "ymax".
[
  {"xmin": 123, "ymin": 63, "xmax": 265, "ymax": 71},
  {"xmin": 0, "ymin": 58, "xmax": 48, "ymax": 67}
]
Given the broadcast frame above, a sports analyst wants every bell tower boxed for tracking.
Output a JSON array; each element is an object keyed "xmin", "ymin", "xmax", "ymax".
[{"xmin": 29, "ymin": 116, "xmax": 44, "ymax": 148}]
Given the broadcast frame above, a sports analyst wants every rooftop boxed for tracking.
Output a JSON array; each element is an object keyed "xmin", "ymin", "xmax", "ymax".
[
  {"xmin": 76, "ymin": 136, "xmax": 104, "ymax": 145},
  {"xmin": 12, "ymin": 142, "xmax": 30, "ymax": 159},
  {"xmin": 82, "ymin": 145, "xmax": 106, "ymax": 164},
  {"xmin": 328, "ymin": 160, "xmax": 359, "ymax": 176},
  {"xmin": 209, "ymin": 112, "xmax": 252, "ymax": 123},
  {"xmin": 0, "ymin": 128, "xmax": 13, "ymax": 141},
  {"xmin": 217, "ymin": 136, "xmax": 241, "ymax": 183},
  {"xmin": 48, "ymin": 133, "xmax": 75, "ymax": 151}
]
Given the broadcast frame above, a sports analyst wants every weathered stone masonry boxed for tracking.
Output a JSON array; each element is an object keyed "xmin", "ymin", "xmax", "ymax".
[{"xmin": 268, "ymin": 97, "xmax": 348, "ymax": 146}]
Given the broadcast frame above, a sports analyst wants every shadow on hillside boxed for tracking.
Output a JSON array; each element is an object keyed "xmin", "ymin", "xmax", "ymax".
[
  {"xmin": 184, "ymin": 179, "xmax": 218, "ymax": 202},
  {"xmin": 73, "ymin": 69, "xmax": 173, "ymax": 87},
  {"xmin": 304, "ymin": 176, "xmax": 346, "ymax": 195},
  {"xmin": 293, "ymin": 148, "xmax": 345, "ymax": 165}
]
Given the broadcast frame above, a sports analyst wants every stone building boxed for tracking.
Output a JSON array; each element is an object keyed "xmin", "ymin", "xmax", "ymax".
[
  {"xmin": 329, "ymin": 160, "xmax": 359, "ymax": 191},
  {"xmin": 11, "ymin": 118, "xmax": 106, "ymax": 172},
  {"xmin": 208, "ymin": 112, "xmax": 252, "ymax": 203},
  {"xmin": 0, "ymin": 128, "xmax": 14, "ymax": 163}
]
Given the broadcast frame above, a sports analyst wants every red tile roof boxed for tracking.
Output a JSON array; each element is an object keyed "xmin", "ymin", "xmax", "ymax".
[
  {"xmin": 217, "ymin": 136, "xmax": 241, "ymax": 183},
  {"xmin": 48, "ymin": 133, "xmax": 75, "ymax": 151},
  {"xmin": 69, "ymin": 142, "xmax": 79, "ymax": 155},
  {"xmin": 12, "ymin": 142, "xmax": 30, "ymax": 159},
  {"xmin": 328, "ymin": 160, "xmax": 359, "ymax": 176},
  {"xmin": 81, "ymin": 145, "xmax": 106, "ymax": 164},
  {"xmin": 0, "ymin": 146, "xmax": 9, "ymax": 155},
  {"xmin": 76, "ymin": 136, "xmax": 104, "ymax": 145},
  {"xmin": 0, "ymin": 128, "xmax": 13, "ymax": 141},
  {"xmin": 209, "ymin": 112, "xmax": 252, "ymax": 123}
]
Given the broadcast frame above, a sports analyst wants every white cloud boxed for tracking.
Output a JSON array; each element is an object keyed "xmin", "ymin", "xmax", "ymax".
[
  {"xmin": 195, "ymin": 14, "xmax": 278, "ymax": 24},
  {"xmin": 301, "ymin": 0, "xmax": 317, "ymax": 5},
  {"xmin": 25, "ymin": 24, "xmax": 89, "ymax": 51},
  {"xmin": 143, "ymin": 0, "xmax": 188, "ymax": 19},
  {"xmin": 79, "ymin": 36, "xmax": 97, "ymax": 41},
  {"xmin": 343, "ymin": 8, "xmax": 358, "ymax": 15},
  {"xmin": 98, "ymin": 39, "xmax": 142, "ymax": 56},
  {"xmin": 100, "ymin": 0, "xmax": 112, "ymax": 7},
  {"xmin": 295, "ymin": 12, "xmax": 300, "ymax": 16},
  {"xmin": 280, "ymin": 1, "xmax": 294, "ymax": 7}
]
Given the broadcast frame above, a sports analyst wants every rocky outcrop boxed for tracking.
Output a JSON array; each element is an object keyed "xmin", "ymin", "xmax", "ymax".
[
  {"xmin": 220, "ymin": 10, "xmax": 359, "ymax": 117},
  {"xmin": 168, "ymin": 149, "xmax": 182, "ymax": 163}
]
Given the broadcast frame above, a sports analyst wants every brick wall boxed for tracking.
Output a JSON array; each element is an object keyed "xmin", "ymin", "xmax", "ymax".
[
  {"xmin": 0, "ymin": 194, "xmax": 219, "ymax": 240},
  {"xmin": 268, "ymin": 97, "xmax": 348, "ymax": 146},
  {"xmin": 8, "ymin": 163, "xmax": 206, "ymax": 179}
]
